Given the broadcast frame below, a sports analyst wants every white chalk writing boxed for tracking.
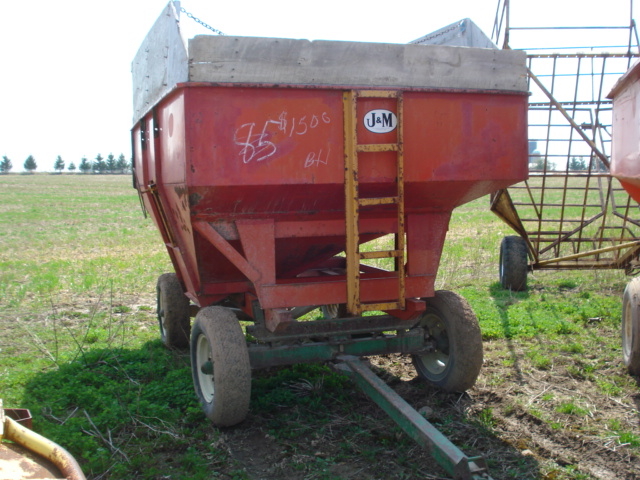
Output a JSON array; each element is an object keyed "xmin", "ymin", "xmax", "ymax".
[
  {"xmin": 304, "ymin": 148, "xmax": 331, "ymax": 168},
  {"xmin": 234, "ymin": 110, "xmax": 332, "ymax": 166}
]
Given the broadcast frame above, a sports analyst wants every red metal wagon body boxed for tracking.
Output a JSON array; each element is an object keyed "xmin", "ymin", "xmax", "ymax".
[
  {"xmin": 610, "ymin": 60, "xmax": 640, "ymax": 203},
  {"xmin": 132, "ymin": 10, "xmax": 528, "ymax": 331}
]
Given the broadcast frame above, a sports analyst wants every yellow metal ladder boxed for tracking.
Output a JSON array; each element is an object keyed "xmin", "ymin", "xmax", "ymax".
[{"xmin": 343, "ymin": 90, "xmax": 406, "ymax": 315}]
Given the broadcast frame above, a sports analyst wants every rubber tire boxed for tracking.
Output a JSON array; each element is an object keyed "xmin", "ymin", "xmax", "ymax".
[
  {"xmin": 190, "ymin": 306, "xmax": 251, "ymax": 426},
  {"xmin": 499, "ymin": 235, "xmax": 528, "ymax": 291},
  {"xmin": 622, "ymin": 278, "xmax": 640, "ymax": 375},
  {"xmin": 156, "ymin": 273, "xmax": 191, "ymax": 349},
  {"xmin": 412, "ymin": 291, "xmax": 483, "ymax": 392}
]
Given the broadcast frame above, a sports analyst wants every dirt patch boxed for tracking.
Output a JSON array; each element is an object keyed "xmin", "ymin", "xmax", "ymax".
[{"xmin": 217, "ymin": 337, "xmax": 640, "ymax": 480}]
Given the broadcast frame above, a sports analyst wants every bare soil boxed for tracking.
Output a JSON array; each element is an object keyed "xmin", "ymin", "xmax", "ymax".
[{"xmin": 210, "ymin": 337, "xmax": 640, "ymax": 480}]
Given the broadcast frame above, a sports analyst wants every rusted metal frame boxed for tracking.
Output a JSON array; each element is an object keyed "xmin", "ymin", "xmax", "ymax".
[
  {"xmin": 594, "ymin": 56, "xmax": 608, "ymax": 156},
  {"xmin": 236, "ymin": 220, "xmax": 276, "ymax": 285},
  {"xmin": 257, "ymin": 275, "xmax": 433, "ymax": 310},
  {"xmin": 612, "ymin": 193, "xmax": 640, "ymax": 228},
  {"xmin": 489, "ymin": 189, "xmax": 535, "ymax": 260},
  {"xmin": 535, "ymin": 240, "xmax": 640, "ymax": 267},
  {"xmin": 614, "ymin": 242, "xmax": 640, "ymax": 272},
  {"xmin": 197, "ymin": 217, "xmax": 397, "ymax": 241},
  {"xmin": 531, "ymin": 235, "xmax": 633, "ymax": 243},
  {"xmin": 148, "ymin": 183, "xmax": 177, "ymax": 247},
  {"xmin": 594, "ymin": 176, "xmax": 615, "ymax": 254},
  {"xmin": 193, "ymin": 221, "xmax": 261, "ymax": 284},
  {"xmin": 527, "ymin": 67, "xmax": 611, "ymax": 170},
  {"xmin": 496, "ymin": 0, "xmax": 509, "ymax": 49},
  {"xmin": 396, "ymin": 92, "xmax": 406, "ymax": 312},
  {"xmin": 335, "ymin": 356, "xmax": 492, "ymax": 480},
  {"xmin": 555, "ymin": 65, "xmax": 578, "ymax": 258},
  {"xmin": 630, "ymin": 17, "xmax": 640, "ymax": 58},
  {"xmin": 534, "ymin": 262, "xmax": 632, "ymax": 270},
  {"xmin": 522, "ymin": 179, "xmax": 542, "ymax": 225},
  {"xmin": 248, "ymin": 332, "xmax": 424, "ymax": 370},
  {"xmin": 530, "ymin": 100, "xmax": 613, "ymax": 108},
  {"xmin": 536, "ymin": 212, "xmax": 604, "ymax": 256},
  {"xmin": 344, "ymin": 90, "xmax": 360, "ymax": 316},
  {"xmin": 527, "ymin": 172, "xmax": 610, "ymax": 179},
  {"xmin": 527, "ymin": 61, "xmax": 616, "ymax": 260},
  {"xmin": 248, "ymin": 313, "xmax": 419, "ymax": 342},
  {"xmin": 531, "ymin": 53, "xmax": 638, "ymax": 59},
  {"xmin": 568, "ymin": 56, "xmax": 591, "ymax": 256},
  {"xmin": 533, "ymin": 57, "xmax": 556, "ymax": 255}
]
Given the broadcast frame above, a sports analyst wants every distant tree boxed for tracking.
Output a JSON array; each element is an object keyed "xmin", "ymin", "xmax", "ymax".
[
  {"xmin": 68, "ymin": 162, "xmax": 76, "ymax": 173},
  {"xmin": 79, "ymin": 157, "xmax": 91, "ymax": 174},
  {"xmin": 530, "ymin": 156, "xmax": 555, "ymax": 171},
  {"xmin": 116, "ymin": 153, "xmax": 128, "ymax": 174},
  {"xmin": 0, "ymin": 156, "xmax": 12, "ymax": 174},
  {"xmin": 24, "ymin": 155, "xmax": 37, "ymax": 173},
  {"xmin": 93, "ymin": 153, "xmax": 105, "ymax": 174},
  {"xmin": 54, "ymin": 155, "xmax": 65, "ymax": 174},
  {"xmin": 105, "ymin": 153, "xmax": 117, "ymax": 174},
  {"xmin": 568, "ymin": 157, "xmax": 587, "ymax": 171}
]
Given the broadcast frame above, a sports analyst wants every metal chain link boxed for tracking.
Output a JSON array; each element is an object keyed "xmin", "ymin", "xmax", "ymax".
[{"xmin": 180, "ymin": 6, "xmax": 225, "ymax": 35}]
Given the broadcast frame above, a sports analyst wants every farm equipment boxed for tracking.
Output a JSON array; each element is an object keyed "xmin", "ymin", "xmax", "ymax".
[
  {"xmin": 610, "ymin": 58, "xmax": 640, "ymax": 375},
  {"xmin": 132, "ymin": 2, "xmax": 528, "ymax": 478},
  {"xmin": 489, "ymin": 0, "xmax": 640, "ymax": 375},
  {"xmin": 0, "ymin": 400, "xmax": 85, "ymax": 480}
]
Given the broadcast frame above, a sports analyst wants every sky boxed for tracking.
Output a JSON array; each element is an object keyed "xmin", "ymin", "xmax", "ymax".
[{"xmin": 0, "ymin": 0, "xmax": 636, "ymax": 172}]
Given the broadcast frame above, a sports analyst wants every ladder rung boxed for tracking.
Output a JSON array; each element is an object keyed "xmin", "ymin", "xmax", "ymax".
[
  {"xmin": 359, "ymin": 197, "xmax": 398, "ymax": 206},
  {"xmin": 360, "ymin": 250, "xmax": 403, "ymax": 260},
  {"xmin": 360, "ymin": 301, "xmax": 403, "ymax": 312},
  {"xmin": 356, "ymin": 144, "xmax": 399, "ymax": 153}
]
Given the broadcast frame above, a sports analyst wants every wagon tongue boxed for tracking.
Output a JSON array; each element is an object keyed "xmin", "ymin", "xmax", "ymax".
[{"xmin": 335, "ymin": 357, "xmax": 494, "ymax": 480}]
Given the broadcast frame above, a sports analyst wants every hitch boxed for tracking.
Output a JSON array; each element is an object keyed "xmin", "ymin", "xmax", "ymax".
[{"xmin": 334, "ymin": 356, "xmax": 494, "ymax": 480}]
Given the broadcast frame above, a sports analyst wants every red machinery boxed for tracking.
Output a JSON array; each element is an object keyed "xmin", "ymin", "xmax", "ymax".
[
  {"xmin": 132, "ymin": 3, "xmax": 527, "ymax": 478},
  {"xmin": 610, "ymin": 61, "xmax": 640, "ymax": 376}
]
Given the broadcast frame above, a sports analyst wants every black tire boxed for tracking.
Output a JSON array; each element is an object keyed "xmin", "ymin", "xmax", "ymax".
[
  {"xmin": 412, "ymin": 291, "xmax": 483, "ymax": 392},
  {"xmin": 499, "ymin": 235, "xmax": 528, "ymax": 291},
  {"xmin": 622, "ymin": 278, "xmax": 640, "ymax": 376},
  {"xmin": 191, "ymin": 306, "xmax": 251, "ymax": 426},
  {"xmin": 156, "ymin": 273, "xmax": 191, "ymax": 349}
]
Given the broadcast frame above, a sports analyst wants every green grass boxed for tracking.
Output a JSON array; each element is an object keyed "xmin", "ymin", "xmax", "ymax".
[{"xmin": 0, "ymin": 174, "xmax": 638, "ymax": 480}]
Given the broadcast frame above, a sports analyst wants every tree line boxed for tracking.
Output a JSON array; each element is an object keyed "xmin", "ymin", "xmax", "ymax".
[{"xmin": 0, "ymin": 153, "xmax": 132, "ymax": 174}]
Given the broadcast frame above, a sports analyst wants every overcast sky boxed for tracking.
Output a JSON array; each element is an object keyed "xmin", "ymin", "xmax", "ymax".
[{"xmin": 0, "ymin": 0, "xmax": 635, "ymax": 171}]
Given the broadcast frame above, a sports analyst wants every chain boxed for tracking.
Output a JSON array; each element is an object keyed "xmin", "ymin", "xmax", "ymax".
[{"xmin": 180, "ymin": 6, "xmax": 225, "ymax": 35}]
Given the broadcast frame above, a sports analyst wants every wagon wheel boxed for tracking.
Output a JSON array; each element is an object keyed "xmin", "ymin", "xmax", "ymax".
[
  {"xmin": 156, "ymin": 273, "xmax": 191, "ymax": 349},
  {"xmin": 321, "ymin": 303, "xmax": 348, "ymax": 319},
  {"xmin": 191, "ymin": 306, "xmax": 251, "ymax": 426},
  {"xmin": 412, "ymin": 291, "xmax": 483, "ymax": 392},
  {"xmin": 499, "ymin": 235, "xmax": 528, "ymax": 291},
  {"xmin": 622, "ymin": 278, "xmax": 640, "ymax": 375}
]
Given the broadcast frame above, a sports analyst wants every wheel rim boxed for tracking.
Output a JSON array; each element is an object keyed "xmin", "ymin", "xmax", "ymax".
[
  {"xmin": 196, "ymin": 334, "xmax": 215, "ymax": 402},
  {"xmin": 623, "ymin": 300, "xmax": 633, "ymax": 359},
  {"xmin": 417, "ymin": 313, "xmax": 450, "ymax": 376},
  {"xmin": 322, "ymin": 304, "xmax": 339, "ymax": 319},
  {"xmin": 157, "ymin": 287, "xmax": 167, "ymax": 340}
]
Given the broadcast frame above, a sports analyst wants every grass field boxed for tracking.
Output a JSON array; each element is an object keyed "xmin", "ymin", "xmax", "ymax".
[{"xmin": 0, "ymin": 174, "xmax": 638, "ymax": 480}]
